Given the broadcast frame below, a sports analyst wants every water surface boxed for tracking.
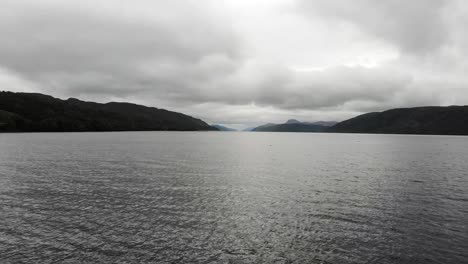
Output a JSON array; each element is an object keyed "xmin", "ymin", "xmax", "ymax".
[{"xmin": 0, "ymin": 132, "xmax": 467, "ymax": 263}]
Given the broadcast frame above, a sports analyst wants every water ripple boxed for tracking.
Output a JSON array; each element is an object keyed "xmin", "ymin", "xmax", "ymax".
[{"xmin": 0, "ymin": 132, "xmax": 467, "ymax": 263}]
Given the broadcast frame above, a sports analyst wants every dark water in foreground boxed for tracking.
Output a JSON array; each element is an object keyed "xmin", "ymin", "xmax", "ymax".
[{"xmin": 0, "ymin": 132, "xmax": 467, "ymax": 263}]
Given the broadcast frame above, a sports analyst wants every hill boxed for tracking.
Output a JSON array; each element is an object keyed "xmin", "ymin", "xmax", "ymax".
[
  {"xmin": 211, "ymin": 124, "xmax": 237, "ymax": 131},
  {"xmin": 329, "ymin": 106, "xmax": 468, "ymax": 135},
  {"xmin": 306, "ymin": 121, "xmax": 338, "ymax": 127},
  {"xmin": 242, "ymin": 127, "xmax": 256, "ymax": 132},
  {"xmin": 252, "ymin": 120, "xmax": 331, "ymax": 132},
  {"xmin": 0, "ymin": 91, "xmax": 216, "ymax": 132}
]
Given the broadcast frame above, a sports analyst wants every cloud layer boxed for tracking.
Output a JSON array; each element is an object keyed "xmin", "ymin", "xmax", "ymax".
[{"xmin": 1, "ymin": 0, "xmax": 468, "ymax": 128}]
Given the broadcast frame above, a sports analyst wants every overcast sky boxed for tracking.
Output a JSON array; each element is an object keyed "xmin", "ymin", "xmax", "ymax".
[{"xmin": 2, "ymin": 0, "xmax": 468, "ymax": 129}]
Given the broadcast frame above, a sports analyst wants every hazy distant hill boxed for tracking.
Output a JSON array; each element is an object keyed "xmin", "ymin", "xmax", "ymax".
[
  {"xmin": 253, "ymin": 119, "xmax": 332, "ymax": 132},
  {"xmin": 211, "ymin": 124, "xmax": 237, "ymax": 131},
  {"xmin": 0, "ymin": 91, "xmax": 216, "ymax": 132},
  {"xmin": 306, "ymin": 121, "xmax": 338, "ymax": 127},
  {"xmin": 252, "ymin": 123, "xmax": 276, "ymax": 131},
  {"xmin": 242, "ymin": 127, "xmax": 256, "ymax": 131},
  {"xmin": 329, "ymin": 106, "xmax": 468, "ymax": 135}
]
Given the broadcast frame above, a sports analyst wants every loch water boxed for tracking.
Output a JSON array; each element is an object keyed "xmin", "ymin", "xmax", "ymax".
[{"xmin": 0, "ymin": 132, "xmax": 467, "ymax": 263}]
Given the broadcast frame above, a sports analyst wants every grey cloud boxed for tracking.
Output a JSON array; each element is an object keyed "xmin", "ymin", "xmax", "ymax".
[
  {"xmin": 1, "ymin": 0, "xmax": 467, "ymax": 127},
  {"xmin": 298, "ymin": 0, "xmax": 451, "ymax": 55},
  {"xmin": 167, "ymin": 64, "xmax": 413, "ymax": 112},
  {"xmin": 0, "ymin": 0, "xmax": 241, "ymax": 97},
  {"xmin": 256, "ymin": 66, "xmax": 413, "ymax": 110}
]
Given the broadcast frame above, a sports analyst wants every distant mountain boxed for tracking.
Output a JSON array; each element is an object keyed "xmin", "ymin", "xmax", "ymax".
[
  {"xmin": 285, "ymin": 119, "xmax": 301, "ymax": 124},
  {"xmin": 0, "ymin": 91, "xmax": 217, "ymax": 132},
  {"xmin": 251, "ymin": 123, "xmax": 276, "ymax": 131},
  {"xmin": 329, "ymin": 106, "xmax": 468, "ymax": 135},
  {"xmin": 242, "ymin": 126, "xmax": 256, "ymax": 132},
  {"xmin": 306, "ymin": 121, "xmax": 338, "ymax": 127},
  {"xmin": 211, "ymin": 124, "xmax": 237, "ymax": 131},
  {"xmin": 253, "ymin": 120, "xmax": 331, "ymax": 132}
]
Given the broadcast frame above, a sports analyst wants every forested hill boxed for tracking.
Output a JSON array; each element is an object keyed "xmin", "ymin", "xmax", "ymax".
[
  {"xmin": 0, "ymin": 91, "xmax": 216, "ymax": 132},
  {"xmin": 329, "ymin": 106, "xmax": 468, "ymax": 135},
  {"xmin": 252, "ymin": 120, "xmax": 332, "ymax": 132}
]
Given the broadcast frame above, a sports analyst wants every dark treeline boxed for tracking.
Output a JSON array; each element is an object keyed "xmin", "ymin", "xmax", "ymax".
[
  {"xmin": 253, "ymin": 123, "xmax": 328, "ymax": 132},
  {"xmin": 329, "ymin": 106, "xmax": 468, "ymax": 135},
  {"xmin": 0, "ymin": 92, "xmax": 216, "ymax": 132},
  {"xmin": 251, "ymin": 108, "xmax": 468, "ymax": 135},
  {"xmin": 2, "ymin": 91, "xmax": 468, "ymax": 135}
]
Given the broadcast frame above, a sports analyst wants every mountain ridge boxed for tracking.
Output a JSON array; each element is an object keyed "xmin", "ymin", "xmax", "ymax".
[
  {"xmin": 252, "ymin": 120, "xmax": 336, "ymax": 132},
  {"xmin": 0, "ymin": 91, "xmax": 216, "ymax": 132},
  {"xmin": 3, "ymin": 91, "xmax": 468, "ymax": 135},
  {"xmin": 328, "ymin": 106, "xmax": 468, "ymax": 135},
  {"xmin": 211, "ymin": 124, "xmax": 237, "ymax": 131}
]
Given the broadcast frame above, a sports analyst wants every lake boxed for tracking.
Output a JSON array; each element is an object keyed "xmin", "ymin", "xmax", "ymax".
[{"xmin": 0, "ymin": 132, "xmax": 467, "ymax": 263}]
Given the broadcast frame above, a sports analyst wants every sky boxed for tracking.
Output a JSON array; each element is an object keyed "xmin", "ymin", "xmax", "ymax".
[{"xmin": 2, "ymin": 0, "xmax": 468, "ymax": 129}]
